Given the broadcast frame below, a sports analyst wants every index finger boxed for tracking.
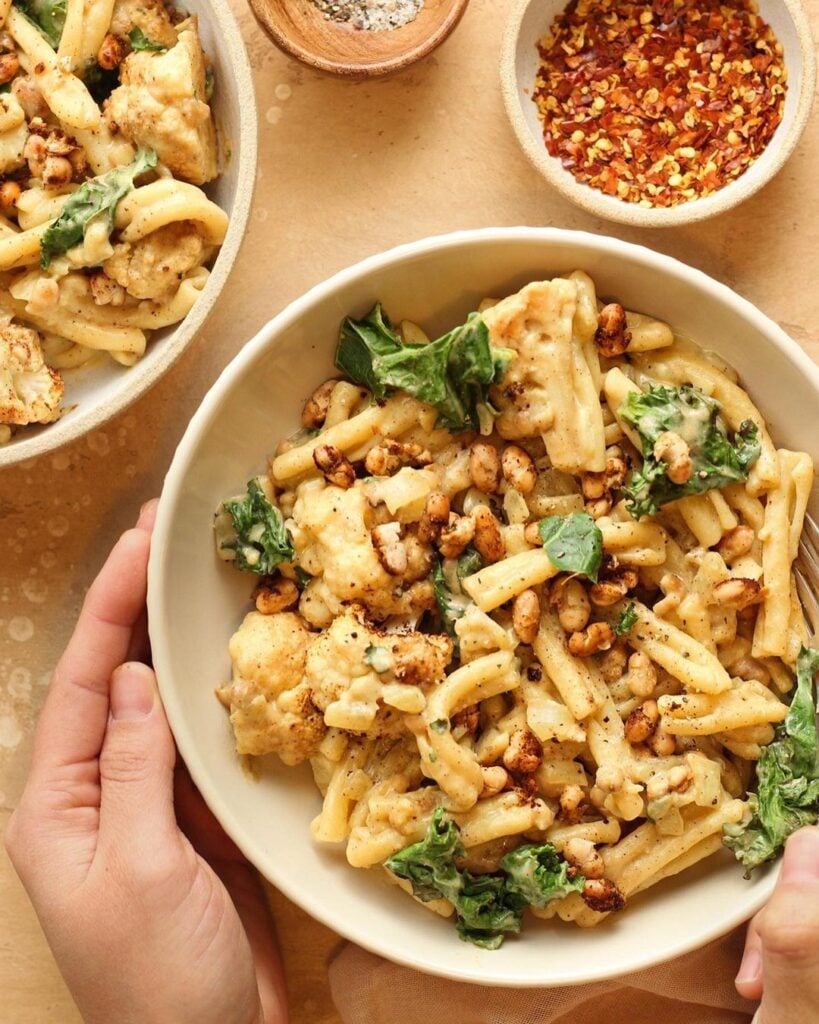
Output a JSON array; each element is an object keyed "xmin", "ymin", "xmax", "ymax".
[{"xmin": 28, "ymin": 501, "xmax": 158, "ymax": 789}]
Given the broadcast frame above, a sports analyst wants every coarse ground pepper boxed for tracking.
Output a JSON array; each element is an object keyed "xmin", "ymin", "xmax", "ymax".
[{"xmin": 533, "ymin": 0, "xmax": 787, "ymax": 207}]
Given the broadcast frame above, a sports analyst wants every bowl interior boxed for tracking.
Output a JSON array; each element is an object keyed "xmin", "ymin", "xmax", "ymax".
[
  {"xmin": 149, "ymin": 228, "xmax": 819, "ymax": 986},
  {"xmin": 0, "ymin": 0, "xmax": 256, "ymax": 468},
  {"xmin": 504, "ymin": 0, "xmax": 814, "ymax": 227},
  {"xmin": 250, "ymin": 0, "xmax": 468, "ymax": 76}
]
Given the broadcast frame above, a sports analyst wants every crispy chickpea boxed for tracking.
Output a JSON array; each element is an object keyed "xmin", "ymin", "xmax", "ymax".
[
  {"xmin": 512, "ymin": 589, "xmax": 540, "ymax": 645},
  {"xmin": 471, "ymin": 505, "xmax": 504, "ymax": 563},
  {"xmin": 712, "ymin": 577, "xmax": 765, "ymax": 610},
  {"xmin": 648, "ymin": 724, "xmax": 677, "ymax": 757},
  {"xmin": 0, "ymin": 179, "xmax": 21, "ymax": 211},
  {"xmin": 564, "ymin": 838, "xmax": 605, "ymax": 880},
  {"xmin": 301, "ymin": 379, "xmax": 337, "ymax": 429},
  {"xmin": 469, "ymin": 441, "xmax": 501, "ymax": 494},
  {"xmin": 559, "ymin": 784, "xmax": 586, "ymax": 823},
  {"xmin": 371, "ymin": 522, "xmax": 408, "ymax": 576},
  {"xmin": 600, "ymin": 642, "xmax": 628, "ymax": 684},
  {"xmin": 586, "ymin": 496, "xmax": 613, "ymax": 519},
  {"xmin": 480, "ymin": 765, "xmax": 509, "ymax": 797},
  {"xmin": 653, "ymin": 431, "xmax": 692, "ymax": 485},
  {"xmin": 624, "ymin": 699, "xmax": 660, "ymax": 744},
  {"xmin": 438, "ymin": 513, "xmax": 475, "ymax": 559},
  {"xmin": 554, "ymin": 577, "xmax": 591, "ymax": 633},
  {"xmin": 418, "ymin": 492, "xmax": 450, "ymax": 544},
  {"xmin": 313, "ymin": 444, "xmax": 355, "ymax": 488},
  {"xmin": 568, "ymin": 621, "xmax": 614, "ymax": 657},
  {"xmin": 0, "ymin": 51, "xmax": 19, "ymax": 85},
  {"xmin": 716, "ymin": 525, "xmax": 755, "ymax": 563},
  {"xmin": 97, "ymin": 33, "xmax": 126, "ymax": 71},
  {"xmin": 253, "ymin": 577, "xmax": 299, "ymax": 614},
  {"xmin": 582, "ymin": 878, "xmax": 625, "ymax": 912},
  {"xmin": 626, "ymin": 651, "xmax": 657, "ymax": 698},
  {"xmin": 501, "ymin": 444, "xmax": 537, "ymax": 494},
  {"xmin": 595, "ymin": 302, "xmax": 631, "ymax": 357}
]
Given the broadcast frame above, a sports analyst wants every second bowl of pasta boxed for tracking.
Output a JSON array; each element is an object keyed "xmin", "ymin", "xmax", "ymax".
[
  {"xmin": 148, "ymin": 227, "xmax": 819, "ymax": 985},
  {"xmin": 0, "ymin": 0, "xmax": 256, "ymax": 466}
]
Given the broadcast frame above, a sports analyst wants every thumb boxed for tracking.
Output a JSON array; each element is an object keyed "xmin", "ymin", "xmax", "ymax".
[
  {"xmin": 752, "ymin": 828, "xmax": 819, "ymax": 1024},
  {"xmin": 98, "ymin": 662, "xmax": 178, "ymax": 856}
]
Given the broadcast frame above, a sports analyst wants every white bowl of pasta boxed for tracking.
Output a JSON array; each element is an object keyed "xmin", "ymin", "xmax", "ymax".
[
  {"xmin": 149, "ymin": 227, "xmax": 819, "ymax": 986},
  {"xmin": 0, "ymin": 0, "xmax": 256, "ymax": 467}
]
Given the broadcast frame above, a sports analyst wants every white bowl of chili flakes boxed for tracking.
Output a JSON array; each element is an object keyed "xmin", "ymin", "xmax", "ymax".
[{"xmin": 500, "ymin": 0, "xmax": 815, "ymax": 227}]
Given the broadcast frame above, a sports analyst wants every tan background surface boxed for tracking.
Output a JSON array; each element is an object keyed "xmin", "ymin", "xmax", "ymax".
[{"xmin": 0, "ymin": 0, "xmax": 817, "ymax": 1021}]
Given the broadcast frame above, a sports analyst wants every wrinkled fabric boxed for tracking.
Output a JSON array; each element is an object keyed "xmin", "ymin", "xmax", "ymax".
[{"xmin": 329, "ymin": 927, "xmax": 758, "ymax": 1024}]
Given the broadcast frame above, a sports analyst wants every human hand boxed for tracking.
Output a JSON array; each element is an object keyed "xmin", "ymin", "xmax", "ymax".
[
  {"xmin": 5, "ymin": 502, "xmax": 288, "ymax": 1024},
  {"xmin": 735, "ymin": 827, "xmax": 819, "ymax": 1024}
]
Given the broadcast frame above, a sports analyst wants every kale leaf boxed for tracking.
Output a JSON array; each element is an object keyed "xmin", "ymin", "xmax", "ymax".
[
  {"xmin": 613, "ymin": 602, "xmax": 638, "ymax": 637},
  {"xmin": 40, "ymin": 149, "xmax": 157, "ymax": 268},
  {"xmin": 619, "ymin": 383, "xmax": 760, "ymax": 519},
  {"xmin": 334, "ymin": 305, "xmax": 514, "ymax": 431},
  {"xmin": 386, "ymin": 808, "xmax": 584, "ymax": 949},
  {"xmin": 218, "ymin": 477, "xmax": 295, "ymax": 575},
  {"xmin": 501, "ymin": 843, "xmax": 586, "ymax": 908},
  {"xmin": 538, "ymin": 512, "xmax": 603, "ymax": 582},
  {"xmin": 724, "ymin": 645, "xmax": 819, "ymax": 873},
  {"xmin": 128, "ymin": 27, "xmax": 168, "ymax": 51},
  {"xmin": 431, "ymin": 547, "xmax": 483, "ymax": 652},
  {"xmin": 13, "ymin": 0, "xmax": 66, "ymax": 47}
]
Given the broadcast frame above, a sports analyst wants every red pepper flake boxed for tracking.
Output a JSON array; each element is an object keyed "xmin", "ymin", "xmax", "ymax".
[{"xmin": 533, "ymin": 0, "xmax": 787, "ymax": 208}]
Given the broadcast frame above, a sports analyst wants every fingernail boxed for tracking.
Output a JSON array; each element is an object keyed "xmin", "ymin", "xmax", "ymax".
[
  {"xmin": 736, "ymin": 947, "xmax": 762, "ymax": 986},
  {"xmin": 110, "ymin": 662, "xmax": 156, "ymax": 720},
  {"xmin": 136, "ymin": 499, "xmax": 158, "ymax": 529},
  {"xmin": 781, "ymin": 827, "xmax": 819, "ymax": 884}
]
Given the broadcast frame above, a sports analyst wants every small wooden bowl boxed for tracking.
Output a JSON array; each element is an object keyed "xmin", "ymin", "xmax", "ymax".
[{"xmin": 249, "ymin": 0, "xmax": 469, "ymax": 77}]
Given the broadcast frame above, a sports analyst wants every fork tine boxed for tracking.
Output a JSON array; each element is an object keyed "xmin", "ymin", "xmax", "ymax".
[
  {"xmin": 794, "ymin": 565, "xmax": 819, "ymax": 639},
  {"xmin": 801, "ymin": 511, "xmax": 819, "ymax": 563}
]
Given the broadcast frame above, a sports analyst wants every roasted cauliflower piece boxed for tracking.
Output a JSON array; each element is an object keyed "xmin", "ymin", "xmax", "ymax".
[
  {"xmin": 0, "ymin": 318, "xmax": 63, "ymax": 429},
  {"xmin": 291, "ymin": 479, "xmax": 435, "ymax": 624},
  {"xmin": 303, "ymin": 604, "xmax": 452, "ymax": 735},
  {"xmin": 217, "ymin": 611, "xmax": 325, "ymax": 764},
  {"xmin": 104, "ymin": 220, "xmax": 210, "ymax": 301},
  {"xmin": 106, "ymin": 21, "xmax": 217, "ymax": 185}
]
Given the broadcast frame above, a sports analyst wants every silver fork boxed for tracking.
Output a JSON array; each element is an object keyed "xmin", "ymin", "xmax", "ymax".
[{"xmin": 794, "ymin": 511, "xmax": 819, "ymax": 638}]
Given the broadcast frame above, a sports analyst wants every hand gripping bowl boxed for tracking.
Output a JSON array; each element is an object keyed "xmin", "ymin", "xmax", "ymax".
[
  {"xmin": 148, "ymin": 228, "xmax": 819, "ymax": 986},
  {"xmin": 0, "ymin": 0, "xmax": 257, "ymax": 469}
]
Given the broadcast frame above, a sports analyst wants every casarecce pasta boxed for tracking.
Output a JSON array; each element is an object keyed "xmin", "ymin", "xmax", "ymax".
[
  {"xmin": 0, "ymin": 0, "xmax": 228, "ymax": 443},
  {"xmin": 214, "ymin": 272, "xmax": 817, "ymax": 948}
]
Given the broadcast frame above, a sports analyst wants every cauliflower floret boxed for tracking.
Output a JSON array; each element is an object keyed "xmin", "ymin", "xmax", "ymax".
[
  {"xmin": 304, "ymin": 604, "xmax": 452, "ymax": 736},
  {"xmin": 106, "ymin": 21, "xmax": 217, "ymax": 185},
  {"xmin": 217, "ymin": 611, "xmax": 325, "ymax": 764},
  {"xmin": 291, "ymin": 479, "xmax": 435, "ymax": 623},
  {"xmin": 110, "ymin": 0, "xmax": 179, "ymax": 48},
  {"xmin": 0, "ymin": 318, "xmax": 63, "ymax": 427},
  {"xmin": 104, "ymin": 220, "xmax": 210, "ymax": 301}
]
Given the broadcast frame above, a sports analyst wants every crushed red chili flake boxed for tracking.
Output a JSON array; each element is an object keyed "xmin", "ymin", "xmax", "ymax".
[{"xmin": 533, "ymin": 0, "xmax": 787, "ymax": 207}]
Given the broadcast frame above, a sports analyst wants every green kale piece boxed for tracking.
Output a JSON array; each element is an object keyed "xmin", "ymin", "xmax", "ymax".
[
  {"xmin": 620, "ymin": 383, "xmax": 760, "ymax": 519},
  {"xmin": 501, "ymin": 843, "xmax": 586, "ymax": 908},
  {"xmin": 13, "ymin": 0, "xmax": 66, "ymax": 47},
  {"xmin": 218, "ymin": 478, "xmax": 295, "ymax": 575},
  {"xmin": 724, "ymin": 645, "xmax": 819, "ymax": 872},
  {"xmin": 538, "ymin": 512, "xmax": 603, "ymax": 582},
  {"xmin": 334, "ymin": 305, "xmax": 514, "ymax": 431},
  {"xmin": 128, "ymin": 26, "xmax": 168, "ymax": 51},
  {"xmin": 386, "ymin": 809, "xmax": 585, "ymax": 949},
  {"xmin": 40, "ymin": 149, "xmax": 157, "ymax": 268},
  {"xmin": 613, "ymin": 602, "xmax": 638, "ymax": 637}
]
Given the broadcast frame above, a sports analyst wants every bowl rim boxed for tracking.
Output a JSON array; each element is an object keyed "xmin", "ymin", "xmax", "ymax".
[
  {"xmin": 0, "ymin": 0, "xmax": 259, "ymax": 470},
  {"xmin": 149, "ymin": 226, "xmax": 819, "ymax": 985},
  {"xmin": 249, "ymin": 0, "xmax": 470, "ymax": 77},
  {"xmin": 499, "ymin": 0, "xmax": 817, "ymax": 228}
]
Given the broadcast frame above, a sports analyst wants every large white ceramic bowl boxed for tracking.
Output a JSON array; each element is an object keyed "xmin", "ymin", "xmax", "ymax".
[
  {"xmin": 148, "ymin": 228, "xmax": 819, "ymax": 987},
  {"xmin": 0, "ymin": 0, "xmax": 257, "ymax": 469}
]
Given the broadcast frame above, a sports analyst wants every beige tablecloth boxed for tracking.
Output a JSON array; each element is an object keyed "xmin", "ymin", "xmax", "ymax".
[{"xmin": 329, "ymin": 932, "xmax": 758, "ymax": 1024}]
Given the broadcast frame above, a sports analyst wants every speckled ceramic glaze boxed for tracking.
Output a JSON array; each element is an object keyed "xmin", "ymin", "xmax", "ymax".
[
  {"xmin": 149, "ymin": 227, "xmax": 819, "ymax": 986},
  {"xmin": 0, "ymin": 0, "xmax": 258, "ymax": 469},
  {"xmin": 500, "ymin": 0, "xmax": 816, "ymax": 227}
]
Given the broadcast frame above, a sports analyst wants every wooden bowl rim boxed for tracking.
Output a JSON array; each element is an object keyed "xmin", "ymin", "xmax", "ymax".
[
  {"xmin": 499, "ymin": 0, "xmax": 817, "ymax": 227},
  {"xmin": 249, "ymin": 0, "xmax": 470, "ymax": 77}
]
